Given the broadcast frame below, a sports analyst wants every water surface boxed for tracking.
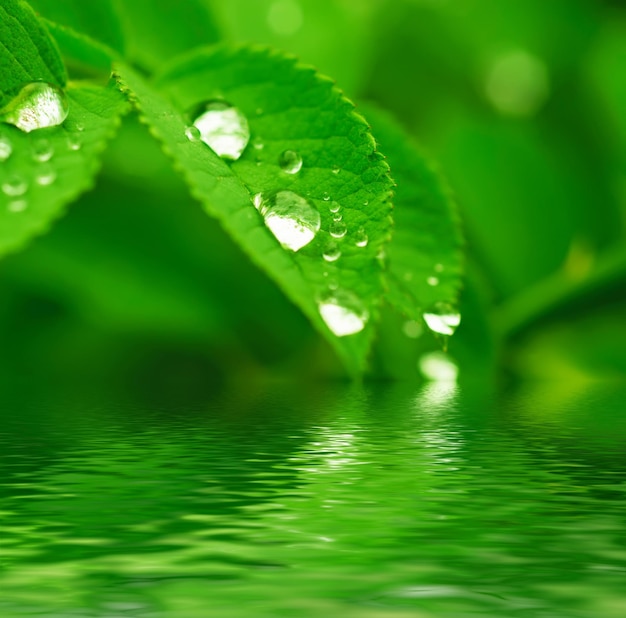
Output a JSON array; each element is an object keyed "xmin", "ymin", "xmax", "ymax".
[{"xmin": 1, "ymin": 381, "xmax": 625, "ymax": 617}]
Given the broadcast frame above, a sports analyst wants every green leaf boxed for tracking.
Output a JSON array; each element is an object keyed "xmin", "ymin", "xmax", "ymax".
[
  {"xmin": 26, "ymin": 0, "xmax": 125, "ymax": 54},
  {"xmin": 0, "ymin": 0, "xmax": 66, "ymax": 108},
  {"xmin": 362, "ymin": 105, "xmax": 463, "ymax": 322},
  {"xmin": 111, "ymin": 0, "xmax": 222, "ymax": 75},
  {"xmin": 0, "ymin": 83, "xmax": 128, "ymax": 258},
  {"xmin": 114, "ymin": 47, "xmax": 393, "ymax": 374}
]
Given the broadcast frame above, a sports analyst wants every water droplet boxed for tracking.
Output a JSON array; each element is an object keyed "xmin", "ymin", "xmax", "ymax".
[
  {"xmin": 403, "ymin": 320, "xmax": 423, "ymax": 339},
  {"xmin": 355, "ymin": 227, "xmax": 368, "ymax": 247},
  {"xmin": 35, "ymin": 163, "xmax": 56, "ymax": 186},
  {"xmin": 0, "ymin": 82, "xmax": 69, "ymax": 133},
  {"xmin": 0, "ymin": 133, "xmax": 12, "ymax": 161},
  {"xmin": 32, "ymin": 138, "xmax": 54, "ymax": 162},
  {"xmin": 423, "ymin": 303, "xmax": 461, "ymax": 337},
  {"xmin": 363, "ymin": 200, "xmax": 369, "ymax": 207},
  {"xmin": 7, "ymin": 199, "xmax": 27, "ymax": 213},
  {"xmin": 485, "ymin": 49, "xmax": 550, "ymax": 118},
  {"xmin": 434, "ymin": 263, "xmax": 444, "ymax": 273},
  {"xmin": 279, "ymin": 149, "xmax": 302, "ymax": 174},
  {"xmin": 185, "ymin": 125, "xmax": 201, "ymax": 142},
  {"xmin": 252, "ymin": 137, "xmax": 264, "ymax": 150},
  {"xmin": 322, "ymin": 192, "xmax": 330, "ymax": 201},
  {"xmin": 267, "ymin": 0, "xmax": 304, "ymax": 36},
  {"xmin": 318, "ymin": 289, "xmax": 369, "ymax": 337},
  {"xmin": 323, "ymin": 241, "xmax": 341, "ymax": 262},
  {"xmin": 377, "ymin": 248, "xmax": 387, "ymax": 264},
  {"xmin": 257, "ymin": 190, "xmax": 321, "ymax": 251},
  {"xmin": 75, "ymin": 122, "xmax": 84, "ymax": 132},
  {"xmin": 330, "ymin": 220, "xmax": 347, "ymax": 239},
  {"xmin": 419, "ymin": 351, "xmax": 459, "ymax": 382},
  {"xmin": 332, "ymin": 212, "xmax": 342, "ymax": 222},
  {"xmin": 328, "ymin": 201, "xmax": 340, "ymax": 214},
  {"xmin": 427, "ymin": 276, "xmax": 439, "ymax": 286},
  {"xmin": 332, "ymin": 166, "xmax": 340, "ymax": 174},
  {"xmin": 191, "ymin": 100, "xmax": 250, "ymax": 160},
  {"xmin": 67, "ymin": 134, "xmax": 81, "ymax": 151},
  {"xmin": 2, "ymin": 174, "xmax": 28, "ymax": 197}
]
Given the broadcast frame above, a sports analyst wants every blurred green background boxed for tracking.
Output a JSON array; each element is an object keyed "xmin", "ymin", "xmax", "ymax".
[{"xmin": 2, "ymin": 0, "xmax": 626, "ymax": 395}]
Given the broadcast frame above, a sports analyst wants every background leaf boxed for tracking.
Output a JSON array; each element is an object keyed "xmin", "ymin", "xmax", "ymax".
[
  {"xmin": 111, "ymin": 0, "xmax": 222, "ymax": 75},
  {"xmin": 0, "ymin": 84, "xmax": 128, "ymax": 258},
  {"xmin": 26, "ymin": 0, "xmax": 125, "ymax": 55},
  {"xmin": 362, "ymin": 104, "xmax": 464, "ymax": 321},
  {"xmin": 0, "ymin": 0, "xmax": 66, "ymax": 107}
]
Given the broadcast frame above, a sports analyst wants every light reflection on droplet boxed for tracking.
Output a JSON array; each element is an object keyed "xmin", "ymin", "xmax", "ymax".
[
  {"xmin": 279, "ymin": 149, "xmax": 302, "ymax": 174},
  {"xmin": 318, "ymin": 289, "xmax": 369, "ymax": 337},
  {"xmin": 257, "ymin": 190, "xmax": 320, "ymax": 251},
  {"xmin": 423, "ymin": 303, "xmax": 461, "ymax": 337},
  {"xmin": 0, "ymin": 82, "xmax": 69, "ymax": 132},
  {"xmin": 191, "ymin": 100, "xmax": 250, "ymax": 160}
]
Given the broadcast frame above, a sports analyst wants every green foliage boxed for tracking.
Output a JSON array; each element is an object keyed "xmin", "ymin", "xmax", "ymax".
[{"xmin": 2, "ymin": 0, "xmax": 624, "ymax": 383}]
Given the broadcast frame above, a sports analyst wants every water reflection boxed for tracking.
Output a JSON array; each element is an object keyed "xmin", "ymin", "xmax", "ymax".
[{"xmin": 0, "ymin": 382, "xmax": 625, "ymax": 616}]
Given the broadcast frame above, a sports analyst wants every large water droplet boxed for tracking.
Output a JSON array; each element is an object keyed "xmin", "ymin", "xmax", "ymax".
[
  {"xmin": 318, "ymin": 289, "xmax": 369, "ymax": 337},
  {"xmin": 258, "ymin": 190, "xmax": 321, "ymax": 251},
  {"xmin": 279, "ymin": 149, "xmax": 302, "ymax": 174},
  {"xmin": 330, "ymin": 220, "xmax": 347, "ymax": 239},
  {"xmin": 323, "ymin": 241, "xmax": 341, "ymax": 262},
  {"xmin": 0, "ymin": 133, "xmax": 12, "ymax": 162},
  {"xmin": 32, "ymin": 138, "xmax": 54, "ymax": 162},
  {"xmin": 191, "ymin": 101, "xmax": 250, "ymax": 160},
  {"xmin": 0, "ymin": 82, "xmax": 69, "ymax": 133},
  {"xmin": 423, "ymin": 303, "xmax": 461, "ymax": 337},
  {"xmin": 2, "ymin": 174, "xmax": 28, "ymax": 197}
]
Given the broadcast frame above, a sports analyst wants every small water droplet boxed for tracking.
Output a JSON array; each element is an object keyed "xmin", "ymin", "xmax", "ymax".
[
  {"xmin": 403, "ymin": 320, "xmax": 423, "ymax": 339},
  {"xmin": 0, "ymin": 133, "xmax": 12, "ymax": 161},
  {"xmin": 332, "ymin": 166, "xmax": 340, "ymax": 174},
  {"xmin": 355, "ymin": 227, "xmax": 368, "ymax": 247},
  {"xmin": 191, "ymin": 100, "xmax": 250, "ymax": 160},
  {"xmin": 377, "ymin": 248, "xmax": 387, "ymax": 264},
  {"xmin": 322, "ymin": 192, "xmax": 330, "ymax": 201},
  {"xmin": 427, "ymin": 276, "xmax": 439, "ymax": 287},
  {"xmin": 67, "ymin": 134, "xmax": 81, "ymax": 151},
  {"xmin": 279, "ymin": 149, "xmax": 302, "ymax": 174},
  {"xmin": 323, "ymin": 241, "xmax": 341, "ymax": 262},
  {"xmin": 185, "ymin": 125, "xmax": 201, "ymax": 142},
  {"xmin": 0, "ymin": 82, "xmax": 69, "ymax": 133},
  {"xmin": 75, "ymin": 122, "xmax": 84, "ymax": 132},
  {"xmin": 253, "ymin": 192, "xmax": 263, "ymax": 210},
  {"xmin": 363, "ymin": 200, "xmax": 369, "ymax": 207},
  {"xmin": 253, "ymin": 137, "xmax": 264, "ymax": 150},
  {"xmin": 257, "ymin": 190, "xmax": 321, "ymax": 251},
  {"xmin": 434, "ymin": 263, "xmax": 444, "ymax": 273},
  {"xmin": 330, "ymin": 220, "xmax": 347, "ymax": 239},
  {"xmin": 2, "ymin": 174, "xmax": 28, "ymax": 197},
  {"xmin": 332, "ymin": 212, "xmax": 342, "ymax": 222},
  {"xmin": 35, "ymin": 163, "xmax": 56, "ymax": 186},
  {"xmin": 328, "ymin": 201, "xmax": 341, "ymax": 214},
  {"xmin": 32, "ymin": 138, "xmax": 54, "ymax": 162},
  {"xmin": 318, "ymin": 289, "xmax": 369, "ymax": 337},
  {"xmin": 7, "ymin": 199, "xmax": 27, "ymax": 213},
  {"xmin": 423, "ymin": 303, "xmax": 461, "ymax": 337}
]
